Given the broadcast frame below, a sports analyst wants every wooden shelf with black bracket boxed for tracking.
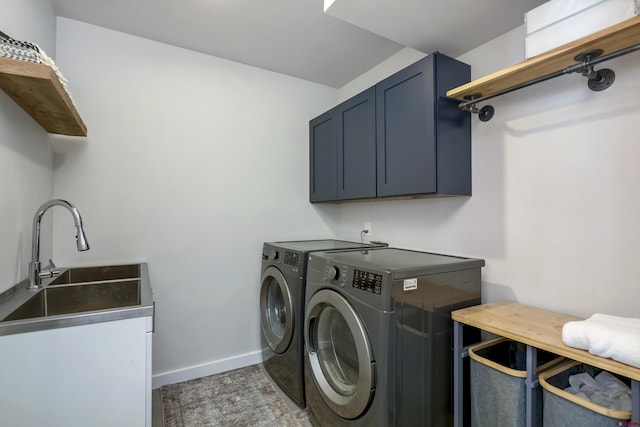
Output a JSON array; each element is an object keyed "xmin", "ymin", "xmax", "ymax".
[{"xmin": 446, "ymin": 15, "xmax": 640, "ymax": 122}]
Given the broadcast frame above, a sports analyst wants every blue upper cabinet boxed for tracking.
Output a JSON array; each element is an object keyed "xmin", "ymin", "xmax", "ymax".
[
  {"xmin": 309, "ymin": 110, "xmax": 338, "ymax": 202},
  {"xmin": 376, "ymin": 57, "xmax": 437, "ymax": 196},
  {"xmin": 310, "ymin": 87, "xmax": 376, "ymax": 202},
  {"xmin": 309, "ymin": 52, "xmax": 470, "ymax": 203},
  {"xmin": 377, "ymin": 53, "xmax": 471, "ymax": 198},
  {"xmin": 337, "ymin": 87, "xmax": 377, "ymax": 200}
]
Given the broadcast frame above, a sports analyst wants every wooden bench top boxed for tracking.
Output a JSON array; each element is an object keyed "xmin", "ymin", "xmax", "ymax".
[{"xmin": 452, "ymin": 301, "xmax": 640, "ymax": 381}]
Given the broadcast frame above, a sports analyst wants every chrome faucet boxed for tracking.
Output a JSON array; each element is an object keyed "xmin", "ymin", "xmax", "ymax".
[{"xmin": 27, "ymin": 199, "xmax": 90, "ymax": 290}]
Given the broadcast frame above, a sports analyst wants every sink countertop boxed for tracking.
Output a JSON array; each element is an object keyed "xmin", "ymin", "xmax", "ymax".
[{"xmin": 0, "ymin": 263, "xmax": 154, "ymax": 336}]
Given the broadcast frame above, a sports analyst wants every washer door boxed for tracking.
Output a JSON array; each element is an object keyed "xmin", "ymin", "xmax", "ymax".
[
  {"xmin": 260, "ymin": 266, "xmax": 294, "ymax": 354},
  {"xmin": 305, "ymin": 289, "xmax": 374, "ymax": 419}
]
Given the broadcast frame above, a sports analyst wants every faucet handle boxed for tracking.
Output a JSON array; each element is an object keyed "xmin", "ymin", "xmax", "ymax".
[{"xmin": 38, "ymin": 259, "xmax": 61, "ymax": 278}]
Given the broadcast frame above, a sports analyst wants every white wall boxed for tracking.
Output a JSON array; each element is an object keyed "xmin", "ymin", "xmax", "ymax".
[
  {"xmin": 338, "ymin": 47, "xmax": 427, "ymax": 102},
  {"xmin": 331, "ymin": 27, "xmax": 640, "ymax": 318},
  {"xmin": 52, "ymin": 18, "xmax": 341, "ymax": 385},
  {"xmin": 0, "ymin": 0, "xmax": 57, "ymax": 294},
  {"xmin": 49, "ymin": 14, "xmax": 640, "ymax": 387}
]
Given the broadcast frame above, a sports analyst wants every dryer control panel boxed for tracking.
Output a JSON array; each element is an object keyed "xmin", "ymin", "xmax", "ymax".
[{"xmin": 284, "ymin": 251, "xmax": 300, "ymax": 268}]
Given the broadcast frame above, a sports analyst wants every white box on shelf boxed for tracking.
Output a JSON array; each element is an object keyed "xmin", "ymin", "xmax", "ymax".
[{"xmin": 525, "ymin": 0, "xmax": 639, "ymax": 59}]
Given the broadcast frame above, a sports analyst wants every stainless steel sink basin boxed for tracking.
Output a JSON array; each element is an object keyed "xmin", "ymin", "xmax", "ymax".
[
  {"xmin": 48, "ymin": 264, "xmax": 141, "ymax": 286},
  {"xmin": 4, "ymin": 280, "xmax": 141, "ymax": 321},
  {"xmin": 0, "ymin": 263, "xmax": 153, "ymax": 335}
]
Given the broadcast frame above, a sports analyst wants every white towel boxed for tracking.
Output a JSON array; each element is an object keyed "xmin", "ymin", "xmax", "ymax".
[
  {"xmin": 562, "ymin": 314, "xmax": 640, "ymax": 368},
  {"xmin": 562, "ymin": 320, "xmax": 591, "ymax": 349},
  {"xmin": 589, "ymin": 313, "xmax": 640, "ymax": 329}
]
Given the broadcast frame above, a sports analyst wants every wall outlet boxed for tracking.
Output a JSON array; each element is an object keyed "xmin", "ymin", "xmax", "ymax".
[{"xmin": 363, "ymin": 222, "xmax": 372, "ymax": 243}]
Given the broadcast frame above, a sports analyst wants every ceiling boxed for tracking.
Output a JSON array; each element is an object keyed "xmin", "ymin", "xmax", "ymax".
[{"xmin": 51, "ymin": 0, "xmax": 546, "ymax": 88}]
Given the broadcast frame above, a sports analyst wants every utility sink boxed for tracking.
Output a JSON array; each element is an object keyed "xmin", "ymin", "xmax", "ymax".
[
  {"xmin": 48, "ymin": 264, "xmax": 141, "ymax": 286},
  {"xmin": 0, "ymin": 261, "xmax": 154, "ymax": 425},
  {"xmin": 0, "ymin": 263, "xmax": 153, "ymax": 333},
  {"xmin": 4, "ymin": 280, "xmax": 141, "ymax": 321}
]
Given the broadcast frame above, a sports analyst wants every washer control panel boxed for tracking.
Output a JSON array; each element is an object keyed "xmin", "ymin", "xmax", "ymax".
[
  {"xmin": 327, "ymin": 266, "xmax": 340, "ymax": 280},
  {"xmin": 323, "ymin": 263, "xmax": 382, "ymax": 294},
  {"xmin": 323, "ymin": 264, "xmax": 348, "ymax": 287},
  {"xmin": 352, "ymin": 269, "xmax": 382, "ymax": 295}
]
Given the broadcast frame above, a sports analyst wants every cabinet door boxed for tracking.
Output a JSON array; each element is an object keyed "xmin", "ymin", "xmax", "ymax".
[
  {"xmin": 0, "ymin": 317, "xmax": 148, "ymax": 426},
  {"xmin": 376, "ymin": 55, "xmax": 436, "ymax": 197},
  {"xmin": 433, "ymin": 54, "xmax": 472, "ymax": 196},
  {"xmin": 309, "ymin": 109, "xmax": 338, "ymax": 202},
  {"xmin": 337, "ymin": 87, "xmax": 376, "ymax": 200}
]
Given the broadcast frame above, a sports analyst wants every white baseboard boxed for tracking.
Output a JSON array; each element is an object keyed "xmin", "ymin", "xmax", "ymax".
[{"xmin": 152, "ymin": 350, "xmax": 263, "ymax": 389}]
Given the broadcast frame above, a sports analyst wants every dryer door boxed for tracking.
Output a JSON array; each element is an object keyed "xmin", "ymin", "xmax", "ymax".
[
  {"xmin": 305, "ymin": 289, "xmax": 374, "ymax": 420},
  {"xmin": 260, "ymin": 266, "xmax": 294, "ymax": 354}
]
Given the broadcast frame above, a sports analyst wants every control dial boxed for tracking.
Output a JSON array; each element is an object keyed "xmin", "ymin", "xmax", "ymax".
[
  {"xmin": 271, "ymin": 250, "xmax": 280, "ymax": 261},
  {"xmin": 327, "ymin": 266, "xmax": 340, "ymax": 280}
]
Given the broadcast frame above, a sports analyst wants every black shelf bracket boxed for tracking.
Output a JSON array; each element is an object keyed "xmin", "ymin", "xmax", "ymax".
[{"xmin": 457, "ymin": 43, "xmax": 640, "ymax": 122}]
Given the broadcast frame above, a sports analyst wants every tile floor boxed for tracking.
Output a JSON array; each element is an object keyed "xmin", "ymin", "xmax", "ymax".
[{"xmin": 152, "ymin": 366, "xmax": 313, "ymax": 427}]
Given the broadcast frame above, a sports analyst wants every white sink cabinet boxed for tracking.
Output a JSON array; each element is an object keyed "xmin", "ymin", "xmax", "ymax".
[{"xmin": 0, "ymin": 315, "xmax": 153, "ymax": 427}]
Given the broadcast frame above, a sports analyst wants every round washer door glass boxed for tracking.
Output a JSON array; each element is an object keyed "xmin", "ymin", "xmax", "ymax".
[
  {"xmin": 305, "ymin": 289, "xmax": 374, "ymax": 419},
  {"xmin": 260, "ymin": 266, "xmax": 293, "ymax": 354}
]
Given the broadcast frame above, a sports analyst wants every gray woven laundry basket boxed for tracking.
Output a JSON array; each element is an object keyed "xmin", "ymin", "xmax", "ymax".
[
  {"xmin": 539, "ymin": 360, "xmax": 631, "ymax": 427},
  {"xmin": 469, "ymin": 337, "xmax": 562, "ymax": 427}
]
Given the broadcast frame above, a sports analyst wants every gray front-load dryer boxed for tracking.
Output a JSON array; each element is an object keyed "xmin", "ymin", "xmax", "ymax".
[
  {"xmin": 260, "ymin": 240, "xmax": 383, "ymax": 408},
  {"xmin": 304, "ymin": 247, "xmax": 484, "ymax": 426}
]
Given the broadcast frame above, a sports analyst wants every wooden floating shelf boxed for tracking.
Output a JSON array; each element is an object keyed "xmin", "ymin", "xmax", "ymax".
[
  {"xmin": 447, "ymin": 15, "xmax": 640, "ymax": 102},
  {"xmin": 0, "ymin": 57, "xmax": 87, "ymax": 136}
]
